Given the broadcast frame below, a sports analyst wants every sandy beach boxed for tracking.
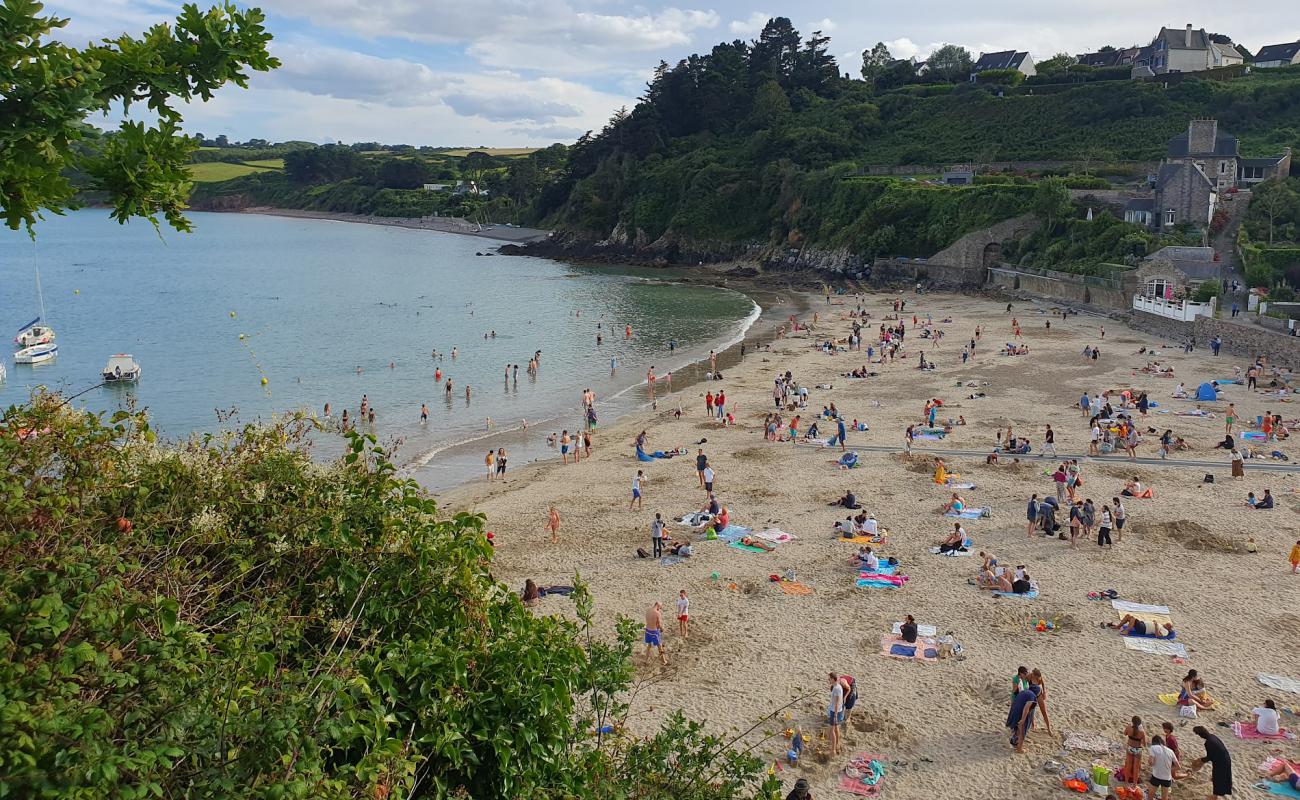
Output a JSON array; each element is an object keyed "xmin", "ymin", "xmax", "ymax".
[
  {"xmin": 240, "ymin": 206, "xmax": 550, "ymax": 242},
  {"xmin": 443, "ymin": 289, "xmax": 1299, "ymax": 800}
]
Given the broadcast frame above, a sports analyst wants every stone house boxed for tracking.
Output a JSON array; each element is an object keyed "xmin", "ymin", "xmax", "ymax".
[
  {"xmin": 1126, "ymin": 119, "xmax": 1292, "ymax": 231},
  {"xmin": 1254, "ymin": 41, "xmax": 1300, "ymax": 69},
  {"xmin": 971, "ymin": 50, "xmax": 1036, "ymax": 78},
  {"xmin": 1134, "ymin": 246, "xmax": 1221, "ymax": 298}
]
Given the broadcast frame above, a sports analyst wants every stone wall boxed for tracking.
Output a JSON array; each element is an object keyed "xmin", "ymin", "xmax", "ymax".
[
  {"xmin": 1193, "ymin": 317, "xmax": 1300, "ymax": 367},
  {"xmin": 871, "ymin": 259, "xmax": 984, "ymax": 289},
  {"xmin": 928, "ymin": 214, "xmax": 1039, "ymax": 271},
  {"xmin": 986, "ymin": 266, "xmax": 1133, "ymax": 311}
]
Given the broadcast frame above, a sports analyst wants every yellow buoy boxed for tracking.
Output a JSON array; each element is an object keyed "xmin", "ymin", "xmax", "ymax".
[
  {"xmin": 239, "ymin": 333, "xmax": 245, "ymax": 340},
  {"xmin": 260, "ymin": 377, "xmax": 268, "ymax": 386},
  {"xmin": 229, "ymin": 311, "xmax": 237, "ymax": 318}
]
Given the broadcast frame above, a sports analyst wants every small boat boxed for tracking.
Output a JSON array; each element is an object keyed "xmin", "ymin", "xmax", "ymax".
[
  {"xmin": 15, "ymin": 342, "xmax": 57, "ymax": 364},
  {"xmin": 102, "ymin": 354, "xmax": 142, "ymax": 382},
  {"xmin": 15, "ymin": 318, "xmax": 56, "ymax": 347},
  {"xmin": 0, "ymin": 363, "xmax": 6, "ymax": 382}
]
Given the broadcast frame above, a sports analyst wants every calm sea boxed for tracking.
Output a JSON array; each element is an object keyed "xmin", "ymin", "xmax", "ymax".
[{"xmin": 0, "ymin": 211, "xmax": 758, "ymax": 488}]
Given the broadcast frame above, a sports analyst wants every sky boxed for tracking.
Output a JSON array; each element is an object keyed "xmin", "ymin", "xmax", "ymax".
[{"xmin": 49, "ymin": 0, "xmax": 1300, "ymax": 148}]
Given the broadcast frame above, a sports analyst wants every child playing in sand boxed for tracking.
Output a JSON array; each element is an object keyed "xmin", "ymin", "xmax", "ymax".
[{"xmin": 545, "ymin": 505, "xmax": 561, "ymax": 544}]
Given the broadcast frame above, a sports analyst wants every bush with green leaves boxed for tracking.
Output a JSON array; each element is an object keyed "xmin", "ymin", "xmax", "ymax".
[{"xmin": 0, "ymin": 396, "xmax": 779, "ymax": 800}]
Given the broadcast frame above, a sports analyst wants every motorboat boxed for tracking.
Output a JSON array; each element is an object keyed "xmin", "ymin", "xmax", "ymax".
[
  {"xmin": 15, "ymin": 319, "xmax": 55, "ymax": 347},
  {"xmin": 102, "ymin": 354, "xmax": 141, "ymax": 382},
  {"xmin": 15, "ymin": 342, "xmax": 57, "ymax": 364}
]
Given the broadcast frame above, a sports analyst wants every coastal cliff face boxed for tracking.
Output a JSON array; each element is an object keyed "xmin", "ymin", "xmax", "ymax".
[
  {"xmin": 505, "ymin": 225, "xmax": 871, "ymax": 278},
  {"xmin": 187, "ymin": 192, "xmax": 255, "ymax": 211}
]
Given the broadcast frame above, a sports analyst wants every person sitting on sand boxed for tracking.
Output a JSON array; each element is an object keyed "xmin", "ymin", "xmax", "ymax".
[
  {"xmin": 857, "ymin": 546, "xmax": 880, "ymax": 573},
  {"xmin": 668, "ymin": 539, "xmax": 693, "ymax": 557},
  {"xmin": 933, "ymin": 458, "xmax": 951, "ymax": 485},
  {"xmin": 835, "ymin": 516, "xmax": 856, "ymax": 536},
  {"xmin": 523, "ymin": 579, "xmax": 541, "ymax": 608},
  {"xmin": 738, "ymin": 536, "xmax": 775, "ymax": 552},
  {"xmin": 708, "ymin": 506, "xmax": 730, "ymax": 535},
  {"xmin": 1179, "ymin": 677, "xmax": 1217, "ymax": 710},
  {"xmin": 1120, "ymin": 477, "xmax": 1143, "ymax": 497},
  {"xmin": 941, "ymin": 493, "xmax": 965, "ymax": 514},
  {"xmin": 1214, "ymin": 434, "xmax": 1235, "ymax": 450},
  {"xmin": 834, "ymin": 490, "xmax": 861, "ymax": 509},
  {"xmin": 938, "ymin": 523, "xmax": 968, "ymax": 554},
  {"xmin": 1172, "ymin": 383, "xmax": 1188, "ymax": 398},
  {"xmin": 1255, "ymin": 489, "xmax": 1275, "ymax": 509}
]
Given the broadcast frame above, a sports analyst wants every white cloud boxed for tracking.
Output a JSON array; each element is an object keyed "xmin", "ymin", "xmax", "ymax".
[
  {"xmin": 729, "ymin": 12, "xmax": 769, "ymax": 36},
  {"xmin": 884, "ymin": 37, "xmax": 919, "ymax": 59}
]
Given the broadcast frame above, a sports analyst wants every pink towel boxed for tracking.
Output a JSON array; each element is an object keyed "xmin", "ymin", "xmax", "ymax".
[{"xmin": 1233, "ymin": 721, "xmax": 1294, "ymax": 740}]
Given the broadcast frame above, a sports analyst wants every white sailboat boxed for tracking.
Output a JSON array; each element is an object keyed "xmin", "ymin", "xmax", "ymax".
[{"xmin": 14, "ymin": 252, "xmax": 57, "ymax": 365}]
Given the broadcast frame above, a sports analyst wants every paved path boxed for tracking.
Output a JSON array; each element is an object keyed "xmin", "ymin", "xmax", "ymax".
[{"xmin": 845, "ymin": 443, "xmax": 1298, "ymax": 474}]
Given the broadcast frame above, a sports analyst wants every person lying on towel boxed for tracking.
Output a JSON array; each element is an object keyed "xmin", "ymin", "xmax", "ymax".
[
  {"xmin": 738, "ymin": 536, "xmax": 774, "ymax": 551},
  {"xmin": 1113, "ymin": 614, "xmax": 1175, "ymax": 639}
]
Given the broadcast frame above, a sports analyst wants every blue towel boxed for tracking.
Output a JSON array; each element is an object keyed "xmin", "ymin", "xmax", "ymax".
[
  {"xmin": 889, "ymin": 643, "xmax": 917, "ymax": 657},
  {"xmin": 714, "ymin": 525, "xmax": 751, "ymax": 542},
  {"xmin": 1262, "ymin": 780, "xmax": 1300, "ymax": 799},
  {"xmin": 860, "ymin": 561, "xmax": 898, "ymax": 576},
  {"xmin": 856, "ymin": 578, "xmax": 901, "ymax": 589},
  {"xmin": 945, "ymin": 508, "xmax": 987, "ymax": 520},
  {"xmin": 993, "ymin": 590, "xmax": 1038, "ymax": 599},
  {"xmin": 636, "ymin": 447, "xmax": 655, "ymax": 462}
]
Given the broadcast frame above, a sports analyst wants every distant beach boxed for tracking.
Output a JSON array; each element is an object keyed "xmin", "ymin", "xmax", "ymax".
[{"xmin": 240, "ymin": 206, "xmax": 550, "ymax": 243}]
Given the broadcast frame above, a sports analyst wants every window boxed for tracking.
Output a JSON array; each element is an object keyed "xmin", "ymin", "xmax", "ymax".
[
  {"xmin": 1219, "ymin": 161, "xmax": 1229, "ymax": 174},
  {"xmin": 1147, "ymin": 279, "xmax": 1170, "ymax": 299},
  {"xmin": 1165, "ymin": 209, "xmax": 1176, "ymax": 226}
]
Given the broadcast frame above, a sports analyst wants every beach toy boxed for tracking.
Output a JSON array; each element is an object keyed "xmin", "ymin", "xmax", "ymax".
[
  {"xmin": 260, "ymin": 377, "xmax": 268, "ymax": 386},
  {"xmin": 711, "ymin": 571, "xmax": 720, "ymax": 580}
]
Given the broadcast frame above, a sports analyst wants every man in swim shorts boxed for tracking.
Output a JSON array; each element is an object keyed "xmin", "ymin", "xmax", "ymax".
[{"xmin": 644, "ymin": 602, "xmax": 667, "ymax": 664}]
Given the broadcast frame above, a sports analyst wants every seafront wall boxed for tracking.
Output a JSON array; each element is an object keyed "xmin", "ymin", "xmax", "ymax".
[{"xmin": 1127, "ymin": 312, "xmax": 1300, "ymax": 367}]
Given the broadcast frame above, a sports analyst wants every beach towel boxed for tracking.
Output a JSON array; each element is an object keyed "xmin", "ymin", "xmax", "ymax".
[
  {"xmin": 1234, "ymin": 721, "xmax": 1295, "ymax": 741},
  {"xmin": 946, "ymin": 482, "xmax": 978, "ymax": 489},
  {"xmin": 658, "ymin": 556, "xmax": 683, "ymax": 566},
  {"xmin": 918, "ymin": 427, "xmax": 947, "ymax": 435},
  {"xmin": 1063, "ymin": 731, "xmax": 1123, "ymax": 755},
  {"xmin": 1112, "ymin": 600, "xmax": 1171, "ymax": 615},
  {"xmin": 1123, "ymin": 638, "xmax": 1187, "ymax": 657},
  {"xmin": 727, "ymin": 541, "xmax": 768, "ymax": 554},
  {"xmin": 992, "ymin": 590, "xmax": 1038, "ymax": 599},
  {"xmin": 856, "ymin": 576, "xmax": 905, "ymax": 589},
  {"xmin": 838, "ymin": 452, "xmax": 859, "ymax": 469},
  {"xmin": 753, "ymin": 528, "xmax": 796, "ymax": 543},
  {"xmin": 892, "ymin": 622, "xmax": 939, "ymax": 637},
  {"xmin": 840, "ymin": 533, "xmax": 887, "ymax": 545},
  {"xmin": 879, "ymin": 635, "xmax": 938, "ymax": 662},
  {"xmin": 860, "ymin": 562, "xmax": 898, "ymax": 577},
  {"xmin": 636, "ymin": 448, "xmax": 655, "ymax": 462},
  {"xmin": 713, "ymin": 525, "xmax": 752, "ymax": 542},
  {"xmin": 914, "ymin": 433, "xmax": 944, "ymax": 441},
  {"xmin": 839, "ymin": 753, "xmax": 887, "ymax": 796},
  {"xmin": 1242, "ymin": 431, "xmax": 1267, "ymax": 441},
  {"xmin": 928, "ymin": 546, "xmax": 974, "ymax": 556},
  {"xmin": 945, "ymin": 507, "xmax": 990, "ymax": 520},
  {"xmin": 1260, "ymin": 758, "xmax": 1300, "ymax": 799},
  {"xmin": 1177, "ymin": 409, "xmax": 1214, "ymax": 417},
  {"xmin": 779, "ymin": 581, "xmax": 814, "ymax": 595},
  {"xmin": 1258, "ymin": 674, "xmax": 1300, "ymax": 695}
]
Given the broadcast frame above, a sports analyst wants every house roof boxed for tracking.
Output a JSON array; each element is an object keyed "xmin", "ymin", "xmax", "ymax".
[
  {"xmin": 1166, "ymin": 259, "xmax": 1223, "ymax": 281},
  {"xmin": 1078, "ymin": 50, "xmax": 1120, "ymax": 67},
  {"xmin": 1124, "ymin": 198, "xmax": 1155, "ymax": 213},
  {"xmin": 1152, "ymin": 246, "xmax": 1215, "ymax": 262},
  {"xmin": 1211, "ymin": 41, "xmax": 1246, "ymax": 61},
  {"xmin": 973, "ymin": 50, "xmax": 1030, "ymax": 71},
  {"xmin": 1145, "ymin": 247, "xmax": 1221, "ymax": 281},
  {"xmin": 1255, "ymin": 41, "xmax": 1300, "ymax": 63},
  {"xmin": 1156, "ymin": 162, "xmax": 1214, "ymax": 191},
  {"xmin": 1241, "ymin": 156, "xmax": 1286, "ymax": 168},
  {"xmin": 1166, "ymin": 130, "xmax": 1238, "ymax": 158},
  {"xmin": 1154, "ymin": 26, "xmax": 1211, "ymax": 51}
]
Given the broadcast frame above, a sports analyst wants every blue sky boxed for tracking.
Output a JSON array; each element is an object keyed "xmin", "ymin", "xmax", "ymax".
[{"xmin": 49, "ymin": 0, "xmax": 1300, "ymax": 147}]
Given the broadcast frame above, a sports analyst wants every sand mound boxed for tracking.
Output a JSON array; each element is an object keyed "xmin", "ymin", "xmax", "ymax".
[{"xmin": 1144, "ymin": 520, "xmax": 1241, "ymax": 553}]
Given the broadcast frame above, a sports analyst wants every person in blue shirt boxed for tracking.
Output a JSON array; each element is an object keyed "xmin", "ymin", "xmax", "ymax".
[{"xmin": 836, "ymin": 417, "xmax": 847, "ymax": 452}]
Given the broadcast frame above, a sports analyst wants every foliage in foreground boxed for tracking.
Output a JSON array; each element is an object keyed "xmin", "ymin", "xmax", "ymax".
[
  {"xmin": 0, "ymin": 396, "xmax": 778, "ymax": 799},
  {"xmin": 0, "ymin": 0, "xmax": 278, "ymax": 234}
]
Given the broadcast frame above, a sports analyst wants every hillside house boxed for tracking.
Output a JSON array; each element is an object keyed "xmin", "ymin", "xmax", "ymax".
[
  {"xmin": 1132, "ymin": 25, "xmax": 1245, "ymax": 77},
  {"xmin": 941, "ymin": 167, "xmax": 975, "ymax": 185},
  {"xmin": 971, "ymin": 50, "xmax": 1036, "ymax": 78},
  {"xmin": 1255, "ymin": 41, "xmax": 1300, "ymax": 68},
  {"xmin": 1135, "ymin": 246, "xmax": 1221, "ymax": 296}
]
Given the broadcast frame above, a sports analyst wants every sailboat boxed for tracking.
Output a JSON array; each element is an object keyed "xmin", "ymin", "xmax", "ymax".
[{"xmin": 14, "ymin": 251, "xmax": 57, "ymax": 364}]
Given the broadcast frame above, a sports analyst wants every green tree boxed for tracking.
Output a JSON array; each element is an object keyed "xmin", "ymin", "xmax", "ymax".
[
  {"xmin": 860, "ymin": 41, "xmax": 892, "ymax": 84},
  {"xmin": 1032, "ymin": 177, "xmax": 1073, "ymax": 229},
  {"xmin": 925, "ymin": 44, "xmax": 973, "ymax": 82},
  {"xmin": 461, "ymin": 150, "xmax": 496, "ymax": 187},
  {"xmin": 1251, "ymin": 179, "xmax": 1300, "ymax": 245},
  {"xmin": 376, "ymin": 157, "xmax": 431, "ymax": 190},
  {"xmin": 1035, "ymin": 52, "xmax": 1077, "ymax": 76},
  {"xmin": 1, "ymin": 0, "xmax": 279, "ymax": 233}
]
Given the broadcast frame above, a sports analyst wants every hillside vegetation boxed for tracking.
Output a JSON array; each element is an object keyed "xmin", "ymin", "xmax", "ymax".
[{"xmin": 527, "ymin": 19, "xmax": 1300, "ymax": 259}]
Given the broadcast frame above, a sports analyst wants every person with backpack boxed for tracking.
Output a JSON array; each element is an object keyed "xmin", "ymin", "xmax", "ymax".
[{"xmin": 840, "ymin": 674, "xmax": 858, "ymax": 728}]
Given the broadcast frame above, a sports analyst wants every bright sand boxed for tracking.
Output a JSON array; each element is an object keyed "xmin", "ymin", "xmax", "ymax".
[{"xmin": 441, "ymin": 290, "xmax": 1299, "ymax": 799}]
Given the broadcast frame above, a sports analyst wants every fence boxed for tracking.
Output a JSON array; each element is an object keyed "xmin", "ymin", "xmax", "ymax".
[{"xmin": 1132, "ymin": 294, "xmax": 1216, "ymax": 322}]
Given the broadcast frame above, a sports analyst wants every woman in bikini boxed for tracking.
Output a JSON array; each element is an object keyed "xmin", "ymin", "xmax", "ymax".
[{"xmin": 1122, "ymin": 716, "xmax": 1146, "ymax": 787}]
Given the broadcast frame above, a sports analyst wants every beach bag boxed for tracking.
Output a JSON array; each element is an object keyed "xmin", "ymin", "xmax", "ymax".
[
  {"xmin": 1203, "ymin": 474, "xmax": 1214, "ymax": 484},
  {"xmin": 1179, "ymin": 704, "xmax": 1198, "ymax": 719}
]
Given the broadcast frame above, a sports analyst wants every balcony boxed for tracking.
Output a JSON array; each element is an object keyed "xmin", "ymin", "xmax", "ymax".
[{"xmin": 1132, "ymin": 294, "xmax": 1216, "ymax": 321}]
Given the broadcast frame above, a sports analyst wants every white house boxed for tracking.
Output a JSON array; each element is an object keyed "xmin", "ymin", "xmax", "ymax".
[
  {"xmin": 971, "ymin": 50, "xmax": 1036, "ymax": 78},
  {"xmin": 1145, "ymin": 25, "xmax": 1244, "ymax": 74}
]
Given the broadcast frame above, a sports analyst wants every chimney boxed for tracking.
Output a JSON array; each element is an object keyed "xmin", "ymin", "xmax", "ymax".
[
  {"xmin": 1188, "ymin": 118, "xmax": 1217, "ymax": 154},
  {"xmin": 1185, "ymin": 24, "xmax": 1192, "ymax": 48}
]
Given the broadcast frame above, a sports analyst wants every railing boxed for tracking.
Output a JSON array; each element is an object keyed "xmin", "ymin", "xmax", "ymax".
[{"xmin": 1132, "ymin": 295, "xmax": 1216, "ymax": 321}]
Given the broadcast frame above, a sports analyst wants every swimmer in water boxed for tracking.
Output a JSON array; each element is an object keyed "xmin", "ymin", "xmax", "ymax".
[{"xmin": 420, "ymin": 403, "xmax": 428, "ymax": 422}]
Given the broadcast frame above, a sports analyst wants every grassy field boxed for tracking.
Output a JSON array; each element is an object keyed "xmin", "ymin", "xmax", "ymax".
[
  {"xmin": 187, "ymin": 161, "xmax": 281, "ymax": 183},
  {"xmin": 440, "ymin": 148, "xmax": 538, "ymax": 157}
]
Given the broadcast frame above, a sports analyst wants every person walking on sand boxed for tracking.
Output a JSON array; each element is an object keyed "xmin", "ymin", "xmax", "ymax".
[
  {"xmin": 631, "ymin": 470, "xmax": 646, "ymax": 510},
  {"xmin": 696, "ymin": 449, "xmax": 708, "ymax": 487},
  {"xmin": 905, "ymin": 424, "xmax": 915, "ymax": 456},
  {"xmin": 1147, "ymin": 733, "xmax": 1180, "ymax": 800},
  {"xmin": 827, "ymin": 673, "xmax": 845, "ymax": 756},
  {"xmin": 560, "ymin": 430, "xmax": 572, "ymax": 464},
  {"xmin": 651, "ymin": 513, "xmax": 666, "ymax": 557},
  {"xmin": 1225, "ymin": 403, "xmax": 1236, "ymax": 435},
  {"xmin": 644, "ymin": 602, "xmax": 667, "ymax": 665},
  {"xmin": 1026, "ymin": 494, "xmax": 1039, "ymax": 539},
  {"xmin": 545, "ymin": 505, "xmax": 561, "ymax": 544},
  {"xmin": 1290, "ymin": 539, "xmax": 1300, "ymax": 574},
  {"xmin": 485, "ymin": 450, "xmax": 495, "ymax": 481},
  {"xmin": 1043, "ymin": 425, "xmax": 1056, "ymax": 457},
  {"xmin": 676, "ymin": 589, "xmax": 689, "ymax": 640}
]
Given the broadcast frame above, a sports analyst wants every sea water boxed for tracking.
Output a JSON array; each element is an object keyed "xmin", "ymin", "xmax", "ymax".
[{"xmin": 0, "ymin": 211, "xmax": 758, "ymax": 489}]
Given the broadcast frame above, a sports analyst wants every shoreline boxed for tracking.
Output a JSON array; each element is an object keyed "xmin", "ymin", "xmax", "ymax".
[{"xmin": 237, "ymin": 206, "xmax": 551, "ymax": 243}]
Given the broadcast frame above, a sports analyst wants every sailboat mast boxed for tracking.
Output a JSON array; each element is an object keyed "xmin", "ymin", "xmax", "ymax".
[{"xmin": 33, "ymin": 242, "xmax": 46, "ymax": 323}]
